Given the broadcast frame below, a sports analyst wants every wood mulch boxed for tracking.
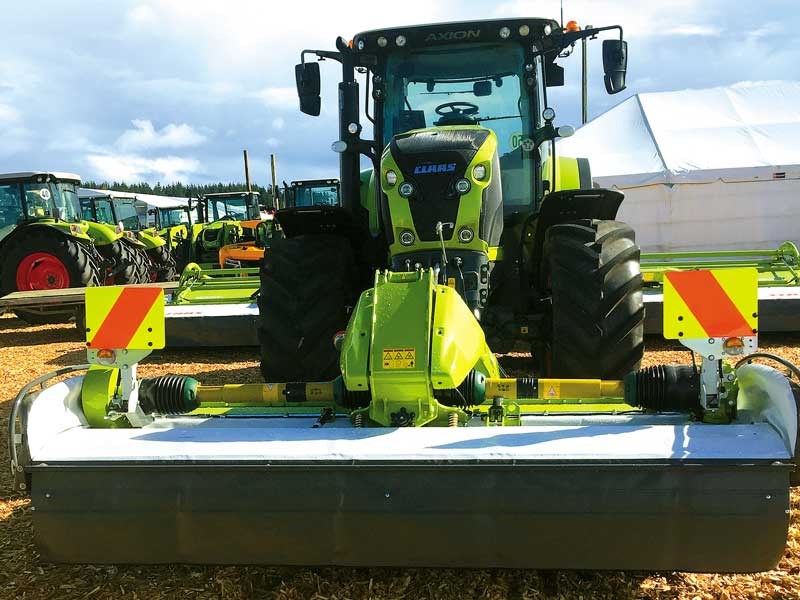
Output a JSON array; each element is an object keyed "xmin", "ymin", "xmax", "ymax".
[{"xmin": 2, "ymin": 313, "xmax": 799, "ymax": 599}]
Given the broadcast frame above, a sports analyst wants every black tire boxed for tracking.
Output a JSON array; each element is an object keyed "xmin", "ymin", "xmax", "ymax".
[
  {"xmin": 540, "ymin": 219, "xmax": 644, "ymax": 379},
  {"xmin": 0, "ymin": 228, "xmax": 101, "ymax": 324},
  {"xmin": 147, "ymin": 244, "xmax": 178, "ymax": 282},
  {"xmin": 99, "ymin": 239, "xmax": 150, "ymax": 284},
  {"xmin": 258, "ymin": 235, "xmax": 357, "ymax": 382},
  {"xmin": 790, "ymin": 382, "xmax": 800, "ymax": 487}
]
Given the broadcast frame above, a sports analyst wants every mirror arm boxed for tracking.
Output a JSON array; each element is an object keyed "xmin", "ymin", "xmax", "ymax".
[
  {"xmin": 534, "ymin": 24, "xmax": 623, "ymax": 57},
  {"xmin": 301, "ymin": 49, "xmax": 343, "ymax": 64}
]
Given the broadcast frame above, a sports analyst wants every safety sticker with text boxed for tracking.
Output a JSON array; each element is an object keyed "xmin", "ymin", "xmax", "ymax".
[{"xmin": 382, "ymin": 348, "xmax": 416, "ymax": 369}]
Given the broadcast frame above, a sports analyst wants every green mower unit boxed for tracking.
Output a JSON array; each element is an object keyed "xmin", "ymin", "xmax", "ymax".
[
  {"xmin": 79, "ymin": 189, "xmax": 176, "ymax": 282},
  {"xmin": 8, "ymin": 266, "xmax": 800, "ymax": 569}
]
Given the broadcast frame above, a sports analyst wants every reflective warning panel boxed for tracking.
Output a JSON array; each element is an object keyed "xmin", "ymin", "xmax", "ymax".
[
  {"xmin": 85, "ymin": 287, "xmax": 165, "ymax": 350},
  {"xmin": 663, "ymin": 268, "xmax": 758, "ymax": 340}
]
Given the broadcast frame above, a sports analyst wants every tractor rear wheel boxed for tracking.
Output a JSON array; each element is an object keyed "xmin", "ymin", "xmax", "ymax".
[
  {"xmin": 0, "ymin": 228, "xmax": 101, "ymax": 324},
  {"xmin": 258, "ymin": 235, "xmax": 357, "ymax": 382},
  {"xmin": 99, "ymin": 239, "xmax": 150, "ymax": 285},
  {"xmin": 147, "ymin": 244, "xmax": 178, "ymax": 282},
  {"xmin": 539, "ymin": 219, "xmax": 644, "ymax": 379}
]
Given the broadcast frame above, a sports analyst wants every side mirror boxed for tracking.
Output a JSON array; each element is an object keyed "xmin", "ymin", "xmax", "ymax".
[
  {"xmin": 295, "ymin": 62, "xmax": 321, "ymax": 116},
  {"xmin": 602, "ymin": 39, "xmax": 627, "ymax": 94},
  {"xmin": 473, "ymin": 80, "xmax": 492, "ymax": 97},
  {"xmin": 545, "ymin": 62, "xmax": 565, "ymax": 87}
]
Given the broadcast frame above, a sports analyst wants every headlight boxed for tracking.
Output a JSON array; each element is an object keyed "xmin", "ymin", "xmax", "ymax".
[
  {"xmin": 499, "ymin": 26, "xmax": 511, "ymax": 39},
  {"xmin": 377, "ymin": 36, "xmax": 388, "ymax": 47},
  {"xmin": 458, "ymin": 227, "xmax": 474, "ymax": 243},
  {"xmin": 399, "ymin": 229, "xmax": 415, "ymax": 246},
  {"xmin": 385, "ymin": 170, "xmax": 398, "ymax": 186},
  {"xmin": 454, "ymin": 178, "xmax": 471, "ymax": 194},
  {"xmin": 472, "ymin": 164, "xmax": 487, "ymax": 181},
  {"xmin": 519, "ymin": 25, "xmax": 530, "ymax": 36},
  {"xmin": 398, "ymin": 182, "xmax": 414, "ymax": 198},
  {"xmin": 396, "ymin": 35, "xmax": 407, "ymax": 47}
]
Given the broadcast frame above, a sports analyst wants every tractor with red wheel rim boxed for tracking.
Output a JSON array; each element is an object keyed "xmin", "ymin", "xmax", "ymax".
[{"xmin": 0, "ymin": 172, "xmax": 149, "ymax": 323}]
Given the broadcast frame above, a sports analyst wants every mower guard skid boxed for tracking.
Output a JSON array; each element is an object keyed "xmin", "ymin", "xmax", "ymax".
[{"xmin": 11, "ymin": 365, "xmax": 796, "ymax": 571}]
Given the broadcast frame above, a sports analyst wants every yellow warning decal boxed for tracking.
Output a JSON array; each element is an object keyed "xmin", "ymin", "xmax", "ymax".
[
  {"xmin": 382, "ymin": 348, "xmax": 416, "ymax": 369},
  {"xmin": 447, "ymin": 277, "xmax": 456, "ymax": 289},
  {"xmin": 539, "ymin": 381, "xmax": 561, "ymax": 400}
]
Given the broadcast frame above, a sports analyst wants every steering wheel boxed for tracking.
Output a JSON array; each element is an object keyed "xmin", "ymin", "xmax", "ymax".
[
  {"xmin": 434, "ymin": 101, "xmax": 480, "ymax": 126},
  {"xmin": 435, "ymin": 101, "xmax": 480, "ymax": 117}
]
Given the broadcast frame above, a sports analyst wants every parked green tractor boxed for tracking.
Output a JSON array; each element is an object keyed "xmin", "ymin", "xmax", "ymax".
[
  {"xmin": 0, "ymin": 172, "xmax": 146, "ymax": 322},
  {"xmin": 79, "ymin": 189, "xmax": 177, "ymax": 282},
  {"xmin": 186, "ymin": 191, "xmax": 263, "ymax": 266}
]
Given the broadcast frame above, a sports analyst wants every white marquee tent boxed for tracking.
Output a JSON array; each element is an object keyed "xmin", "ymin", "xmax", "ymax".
[{"xmin": 558, "ymin": 81, "xmax": 800, "ymax": 252}]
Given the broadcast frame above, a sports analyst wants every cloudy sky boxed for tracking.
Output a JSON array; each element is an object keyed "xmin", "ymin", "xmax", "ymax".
[{"xmin": 1, "ymin": 1, "xmax": 797, "ymax": 185}]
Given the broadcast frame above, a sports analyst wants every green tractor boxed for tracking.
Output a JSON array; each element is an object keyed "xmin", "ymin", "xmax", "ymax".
[
  {"xmin": 259, "ymin": 18, "xmax": 641, "ymax": 381},
  {"xmin": 78, "ymin": 189, "xmax": 177, "ymax": 282},
  {"xmin": 187, "ymin": 191, "xmax": 263, "ymax": 266},
  {"xmin": 0, "ymin": 172, "xmax": 148, "ymax": 322}
]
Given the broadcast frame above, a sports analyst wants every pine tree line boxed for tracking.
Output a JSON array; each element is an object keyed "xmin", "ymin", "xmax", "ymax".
[{"xmin": 83, "ymin": 180, "xmax": 279, "ymax": 204}]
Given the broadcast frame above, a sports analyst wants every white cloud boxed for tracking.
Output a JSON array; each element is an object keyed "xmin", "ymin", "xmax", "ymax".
[
  {"xmin": 252, "ymin": 87, "xmax": 297, "ymax": 109},
  {"xmin": 665, "ymin": 24, "xmax": 720, "ymax": 36},
  {"xmin": 126, "ymin": 4, "xmax": 158, "ymax": 28},
  {"xmin": 87, "ymin": 154, "xmax": 201, "ymax": 182},
  {"xmin": 0, "ymin": 102, "xmax": 20, "ymax": 124},
  {"xmin": 265, "ymin": 137, "xmax": 280, "ymax": 148},
  {"xmin": 272, "ymin": 117, "xmax": 285, "ymax": 130},
  {"xmin": 116, "ymin": 119, "xmax": 207, "ymax": 151}
]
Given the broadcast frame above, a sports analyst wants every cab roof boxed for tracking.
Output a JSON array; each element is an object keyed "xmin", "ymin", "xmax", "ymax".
[
  {"xmin": 352, "ymin": 18, "xmax": 559, "ymax": 55},
  {"xmin": 0, "ymin": 171, "xmax": 81, "ymax": 183}
]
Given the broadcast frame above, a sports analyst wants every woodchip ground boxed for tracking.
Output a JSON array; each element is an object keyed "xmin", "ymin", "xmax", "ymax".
[{"xmin": 1, "ymin": 313, "xmax": 799, "ymax": 599}]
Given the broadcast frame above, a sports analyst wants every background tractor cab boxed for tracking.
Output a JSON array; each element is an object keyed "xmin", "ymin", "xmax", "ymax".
[
  {"xmin": 78, "ymin": 189, "xmax": 177, "ymax": 282},
  {"xmin": 258, "ymin": 18, "xmax": 638, "ymax": 382},
  {"xmin": 284, "ymin": 179, "xmax": 341, "ymax": 207},
  {"xmin": 188, "ymin": 191, "xmax": 262, "ymax": 266},
  {"xmin": 218, "ymin": 213, "xmax": 284, "ymax": 269}
]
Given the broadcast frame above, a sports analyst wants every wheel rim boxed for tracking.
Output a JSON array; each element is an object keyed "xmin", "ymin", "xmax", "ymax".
[{"xmin": 16, "ymin": 252, "xmax": 70, "ymax": 290}]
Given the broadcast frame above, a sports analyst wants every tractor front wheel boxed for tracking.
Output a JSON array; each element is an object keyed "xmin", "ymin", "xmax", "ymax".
[
  {"xmin": 0, "ymin": 228, "xmax": 101, "ymax": 324},
  {"xmin": 539, "ymin": 219, "xmax": 644, "ymax": 379},
  {"xmin": 147, "ymin": 244, "xmax": 178, "ymax": 282},
  {"xmin": 99, "ymin": 239, "xmax": 151, "ymax": 285},
  {"xmin": 258, "ymin": 235, "xmax": 357, "ymax": 382}
]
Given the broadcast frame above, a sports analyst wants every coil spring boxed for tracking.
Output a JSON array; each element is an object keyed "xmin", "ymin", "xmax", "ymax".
[
  {"xmin": 448, "ymin": 412, "xmax": 459, "ymax": 427},
  {"xmin": 138, "ymin": 375, "xmax": 197, "ymax": 415},
  {"xmin": 352, "ymin": 413, "xmax": 364, "ymax": 428}
]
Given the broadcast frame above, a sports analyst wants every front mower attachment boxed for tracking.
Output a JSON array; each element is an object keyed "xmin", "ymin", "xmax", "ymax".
[{"xmin": 8, "ymin": 269, "xmax": 798, "ymax": 571}]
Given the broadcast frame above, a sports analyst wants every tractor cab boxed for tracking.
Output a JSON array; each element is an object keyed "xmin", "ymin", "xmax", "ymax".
[
  {"xmin": 189, "ymin": 191, "xmax": 263, "ymax": 265},
  {"xmin": 0, "ymin": 172, "xmax": 83, "ymax": 242},
  {"xmin": 285, "ymin": 179, "xmax": 340, "ymax": 208},
  {"xmin": 78, "ymin": 189, "xmax": 144, "ymax": 232}
]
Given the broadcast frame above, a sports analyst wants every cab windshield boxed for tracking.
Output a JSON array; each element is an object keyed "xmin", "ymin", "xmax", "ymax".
[
  {"xmin": 159, "ymin": 207, "xmax": 190, "ymax": 227},
  {"xmin": 208, "ymin": 197, "xmax": 248, "ymax": 221},
  {"xmin": 23, "ymin": 181, "xmax": 82, "ymax": 222},
  {"xmin": 383, "ymin": 44, "xmax": 537, "ymax": 210},
  {"xmin": 293, "ymin": 184, "xmax": 339, "ymax": 207},
  {"xmin": 113, "ymin": 200, "xmax": 141, "ymax": 230}
]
